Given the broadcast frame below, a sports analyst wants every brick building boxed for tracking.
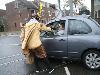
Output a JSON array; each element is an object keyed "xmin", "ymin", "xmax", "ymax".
[{"xmin": 5, "ymin": 0, "xmax": 55, "ymax": 31}]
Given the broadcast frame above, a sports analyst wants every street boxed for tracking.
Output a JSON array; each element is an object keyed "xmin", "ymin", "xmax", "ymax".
[{"xmin": 0, "ymin": 35, "xmax": 100, "ymax": 75}]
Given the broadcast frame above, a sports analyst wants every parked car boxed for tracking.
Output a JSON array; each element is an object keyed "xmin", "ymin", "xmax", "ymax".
[{"xmin": 41, "ymin": 15, "xmax": 100, "ymax": 70}]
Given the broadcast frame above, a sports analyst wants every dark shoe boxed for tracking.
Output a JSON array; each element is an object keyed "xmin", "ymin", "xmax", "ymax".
[
  {"xmin": 35, "ymin": 70, "xmax": 40, "ymax": 73},
  {"xmin": 35, "ymin": 69, "xmax": 45, "ymax": 73},
  {"xmin": 35, "ymin": 68, "xmax": 41, "ymax": 73}
]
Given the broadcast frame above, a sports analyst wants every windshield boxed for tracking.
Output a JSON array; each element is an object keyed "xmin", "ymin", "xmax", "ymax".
[{"xmin": 88, "ymin": 17, "xmax": 100, "ymax": 27}]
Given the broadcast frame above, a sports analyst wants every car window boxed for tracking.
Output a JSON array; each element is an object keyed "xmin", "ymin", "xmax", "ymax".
[
  {"xmin": 68, "ymin": 20, "xmax": 92, "ymax": 35},
  {"xmin": 51, "ymin": 20, "xmax": 66, "ymax": 36},
  {"xmin": 42, "ymin": 20, "xmax": 66, "ymax": 37}
]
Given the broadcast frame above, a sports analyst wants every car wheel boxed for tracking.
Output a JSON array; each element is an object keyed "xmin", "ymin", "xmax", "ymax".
[{"xmin": 82, "ymin": 50, "xmax": 100, "ymax": 70}]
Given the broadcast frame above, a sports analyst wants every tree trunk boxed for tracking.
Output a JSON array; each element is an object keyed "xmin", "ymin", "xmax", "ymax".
[
  {"xmin": 69, "ymin": 0, "xmax": 73, "ymax": 16},
  {"xmin": 91, "ymin": 0, "xmax": 94, "ymax": 18},
  {"xmin": 58, "ymin": 0, "xmax": 61, "ymax": 10}
]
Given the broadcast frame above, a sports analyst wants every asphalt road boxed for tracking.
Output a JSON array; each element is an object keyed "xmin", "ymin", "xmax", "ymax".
[{"xmin": 0, "ymin": 35, "xmax": 100, "ymax": 75}]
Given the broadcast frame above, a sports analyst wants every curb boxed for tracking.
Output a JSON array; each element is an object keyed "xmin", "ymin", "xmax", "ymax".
[{"xmin": 0, "ymin": 31, "xmax": 20, "ymax": 37}]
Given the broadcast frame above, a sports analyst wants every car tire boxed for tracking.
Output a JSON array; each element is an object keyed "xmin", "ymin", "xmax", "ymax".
[{"xmin": 82, "ymin": 50, "xmax": 100, "ymax": 70}]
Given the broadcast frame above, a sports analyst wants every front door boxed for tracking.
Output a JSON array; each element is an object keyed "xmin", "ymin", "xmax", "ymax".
[{"xmin": 42, "ymin": 20, "xmax": 68, "ymax": 58}]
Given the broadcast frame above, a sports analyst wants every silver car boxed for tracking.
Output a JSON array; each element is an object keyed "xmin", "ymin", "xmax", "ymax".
[{"xmin": 41, "ymin": 15, "xmax": 100, "ymax": 70}]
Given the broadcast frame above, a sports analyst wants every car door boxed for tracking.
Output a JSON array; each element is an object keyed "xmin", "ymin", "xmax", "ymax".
[
  {"xmin": 41, "ymin": 20, "xmax": 68, "ymax": 58},
  {"xmin": 67, "ymin": 19, "xmax": 92, "ymax": 59}
]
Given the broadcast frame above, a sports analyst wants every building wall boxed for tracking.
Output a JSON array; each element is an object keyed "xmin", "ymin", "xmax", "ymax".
[
  {"xmin": 0, "ymin": 9, "xmax": 6, "ymax": 17},
  {"xmin": 5, "ymin": 1, "xmax": 55, "ymax": 31},
  {"xmin": 94, "ymin": 0, "xmax": 100, "ymax": 6},
  {"xmin": 94, "ymin": 5, "xmax": 100, "ymax": 11},
  {"xmin": 5, "ymin": 1, "xmax": 29, "ymax": 31},
  {"xmin": 94, "ymin": 0, "xmax": 100, "ymax": 24},
  {"xmin": 94, "ymin": 0, "xmax": 100, "ymax": 11}
]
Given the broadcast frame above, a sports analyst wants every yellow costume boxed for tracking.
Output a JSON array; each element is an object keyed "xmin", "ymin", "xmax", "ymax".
[{"xmin": 20, "ymin": 21, "xmax": 51, "ymax": 64}]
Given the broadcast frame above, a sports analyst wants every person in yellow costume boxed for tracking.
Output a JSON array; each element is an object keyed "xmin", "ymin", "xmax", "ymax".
[{"xmin": 20, "ymin": 10, "xmax": 54, "ymax": 73}]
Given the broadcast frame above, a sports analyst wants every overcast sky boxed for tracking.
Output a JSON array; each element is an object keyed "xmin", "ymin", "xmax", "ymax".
[{"xmin": 0, "ymin": 0, "xmax": 91, "ymax": 10}]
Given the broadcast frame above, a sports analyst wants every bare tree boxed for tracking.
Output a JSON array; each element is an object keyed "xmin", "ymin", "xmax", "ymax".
[{"xmin": 62, "ymin": 0, "xmax": 84, "ymax": 15}]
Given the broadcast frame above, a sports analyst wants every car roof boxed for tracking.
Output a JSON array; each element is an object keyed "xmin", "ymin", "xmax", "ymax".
[{"xmin": 46, "ymin": 15, "xmax": 90, "ymax": 25}]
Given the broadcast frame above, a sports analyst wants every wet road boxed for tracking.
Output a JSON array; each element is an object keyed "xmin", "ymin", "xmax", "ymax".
[{"xmin": 0, "ymin": 35, "xmax": 100, "ymax": 75}]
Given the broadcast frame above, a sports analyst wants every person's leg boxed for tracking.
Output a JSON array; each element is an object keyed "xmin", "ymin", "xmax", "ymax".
[
  {"xmin": 41, "ymin": 57, "xmax": 54, "ymax": 74},
  {"xmin": 34, "ymin": 56, "xmax": 42, "ymax": 72},
  {"xmin": 35, "ymin": 45, "xmax": 54, "ymax": 73},
  {"xmin": 41, "ymin": 57, "xmax": 52, "ymax": 70},
  {"xmin": 23, "ymin": 49, "xmax": 34, "ymax": 64}
]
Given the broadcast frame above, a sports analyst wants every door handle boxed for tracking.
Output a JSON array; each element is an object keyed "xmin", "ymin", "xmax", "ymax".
[{"xmin": 59, "ymin": 39, "xmax": 65, "ymax": 41}]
